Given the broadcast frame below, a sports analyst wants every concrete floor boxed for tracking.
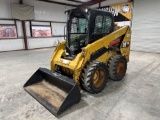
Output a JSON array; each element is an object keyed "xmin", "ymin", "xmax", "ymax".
[{"xmin": 0, "ymin": 48, "xmax": 160, "ymax": 120}]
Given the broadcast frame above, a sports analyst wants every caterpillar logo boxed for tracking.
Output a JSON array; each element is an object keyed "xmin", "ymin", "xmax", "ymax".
[
  {"xmin": 121, "ymin": 4, "xmax": 130, "ymax": 14},
  {"xmin": 122, "ymin": 42, "xmax": 130, "ymax": 48}
]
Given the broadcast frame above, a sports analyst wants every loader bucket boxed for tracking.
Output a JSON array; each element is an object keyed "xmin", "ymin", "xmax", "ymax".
[{"xmin": 24, "ymin": 68, "xmax": 81, "ymax": 116}]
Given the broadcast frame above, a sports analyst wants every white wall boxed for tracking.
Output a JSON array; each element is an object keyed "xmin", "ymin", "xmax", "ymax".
[
  {"xmin": 0, "ymin": 0, "xmax": 25, "ymax": 51},
  {"xmin": 0, "ymin": 0, "xmax": 18, "ymax": 18},
  {"xmin": 131, "ymin": 0, "xmax": 160, "ymax": 53},
  {"xmin": 24, "ymin": 0, "xmax": 73, "ymax": 22},
  {"xmin": 0, "ymin": 0, "xmax": 73, "ymax": 51},
  {"xmin": 23, "ymin": 0, "xmax": 71, "ymax": 49},
  {"xmin": 52, "ymin": 23, "xmax": 66, "ymax": 36},
  {"xmin": 0, "ymin": 39, "xmax": 24, "ymax": 51},
  {"xmin": 24, "ymin": 20, "xmax": 66, "ymax": 49},
  {"xmin": 28, "ymin": 37, "xmax": 64, "ymax": 49}
]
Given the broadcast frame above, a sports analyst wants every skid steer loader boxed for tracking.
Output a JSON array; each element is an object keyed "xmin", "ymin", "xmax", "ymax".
[{"xmin": 24, "ymin": 1, "xmax": 133, "ymax": 116}]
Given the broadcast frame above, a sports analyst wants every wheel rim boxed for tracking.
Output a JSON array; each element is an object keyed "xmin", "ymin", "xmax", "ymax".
[
  {"xmin": 93, "ymin": 68, "xmax": 106, "ymax": 88},
  {"xmin": 117, "ymin": 61, "xmax": 125, "ymax": 77}
]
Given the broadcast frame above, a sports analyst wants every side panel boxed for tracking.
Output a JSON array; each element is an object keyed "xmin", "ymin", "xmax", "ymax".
[
  {"xmin": 120, "ymin": 27, "xmax": 132, "ymax": 61},
  {"xmin": 82, "ymin": 26, "xmax": 129, "ymax": 65},
  {"xmin": 50, "ymin": 40, "xmax": 66, "ymax": 71}
]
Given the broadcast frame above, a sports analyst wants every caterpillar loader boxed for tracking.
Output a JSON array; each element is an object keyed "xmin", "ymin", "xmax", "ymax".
[{"xmin": 24, "ymin": 1, "xmax": 132, "ymax": 116}]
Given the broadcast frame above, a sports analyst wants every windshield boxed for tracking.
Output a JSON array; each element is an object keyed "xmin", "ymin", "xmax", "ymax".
[{"xmin": 68, "ymin": 17, "xmax": 88, "ymax": 52}]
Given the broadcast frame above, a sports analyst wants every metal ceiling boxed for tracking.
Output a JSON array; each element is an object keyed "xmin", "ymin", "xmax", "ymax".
[
  {"xmin": 37, "ymin": 0, "xmax": 104, "ymax": 7},
  {"xmin": 37, "ymin": 0, "xmax": 132, "ymax": 8}
]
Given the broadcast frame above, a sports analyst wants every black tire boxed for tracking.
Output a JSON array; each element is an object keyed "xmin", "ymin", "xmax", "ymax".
[
  {"xmin": 81, "ymin": 61, "xmax": 109, "ymax": 93},
  {"xmin": 108, "ymin": 55, "xmax": 127, "ymax": 81}
]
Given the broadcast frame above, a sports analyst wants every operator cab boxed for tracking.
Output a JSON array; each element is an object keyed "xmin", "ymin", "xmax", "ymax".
[{"xmin": 66, "ymin": 8, "xmax": 115, "ymax": 56}]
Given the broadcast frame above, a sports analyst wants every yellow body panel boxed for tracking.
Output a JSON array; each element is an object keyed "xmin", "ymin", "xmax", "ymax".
[{"xmin": 51, "ymin": 25, "xmax": 131, "ymax": 86}]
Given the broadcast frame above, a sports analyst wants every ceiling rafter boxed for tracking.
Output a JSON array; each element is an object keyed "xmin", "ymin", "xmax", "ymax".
[
  {"xmin": 78, "ymin": 0, "xmax": 106, "ymax": 8},
  {"xmin": 37, "ymin": 0, "xmax": 106, "ymax": 8},
  {"xmin": 67, "ymin": 0, "xmax": 84, "ymax": 4},
  {"xmin": 38, "ymin": 0, "xmax": 78, "ymax": 7}
]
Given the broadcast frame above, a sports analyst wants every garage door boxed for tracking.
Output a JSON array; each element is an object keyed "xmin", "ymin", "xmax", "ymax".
[{"xmin": 131, "ymin": 0, "xmax": 160, "ymax": 53}]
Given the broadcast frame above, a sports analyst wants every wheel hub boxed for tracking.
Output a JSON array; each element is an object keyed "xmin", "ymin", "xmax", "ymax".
[
  {"xmin": 93, "ymin": 68, "xmax": 106, "ymax": 88},
  {"xmin": 117, "ymin": 61, "xmax": 125, "ymax": 77}
]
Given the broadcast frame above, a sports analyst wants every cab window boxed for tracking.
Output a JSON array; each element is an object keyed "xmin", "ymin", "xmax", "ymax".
[{"xmin": 94, "ymin": 15, "xmax": 112, "ymax": 34}]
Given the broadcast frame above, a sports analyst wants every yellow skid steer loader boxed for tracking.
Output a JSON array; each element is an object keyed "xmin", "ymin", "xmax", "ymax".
[{"xmin": 24, "ymin": 1, "xmax": 133, "ymax": 116}]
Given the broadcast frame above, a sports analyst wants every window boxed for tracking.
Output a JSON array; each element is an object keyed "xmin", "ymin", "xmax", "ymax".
[
  {"xmin": 71, "ymin": 17, "xmax": 78, "ymax": 33},
  {"xmin": 102, "ymin": 16, "xmax": 112, "ymax": 33},
  {"xmin": 94, "ymin": 15, "xmax": 112, "ymax": 34},
  {"xmin": 0, "ymin": 25, "xmax": 17, "ymax": 38},
  {"xmin": 70, "ymin": 17, "xmax": 87, "ymax": 34},
  {"xmin": 94, "ymin": 15, "xmax": 103, "ymax": 34},
  {"xmin": 78, "ymin": 18, "xmax": 87, "ymax": 33},
  {"xmin": 30, "ymin": 21, "xmax": 52, "ymax": 38},
  {"xmin": 0, "ymin": 20, "xmax": 18, "ymax": 39},
  {"xmin": 69, "ymin": 17, "xmax": 88, "ymax": 49},
  {"xmin": 31, "ymin": 26, "xmax": 52, "ymax": 37}
]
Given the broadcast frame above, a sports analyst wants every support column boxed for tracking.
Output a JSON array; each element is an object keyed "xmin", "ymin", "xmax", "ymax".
[
  {"xmin": 99, "ymin": 2, "xmax": 101, "ymax": 8},
  {"xmin": 20, "ymin": 0, "xmax": 28, "ymax": 50}
]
